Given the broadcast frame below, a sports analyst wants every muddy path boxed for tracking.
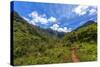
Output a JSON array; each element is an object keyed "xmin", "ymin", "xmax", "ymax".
[{"xmin": 70, "ymin": 48, "xmax": 80, "ymax": 62}]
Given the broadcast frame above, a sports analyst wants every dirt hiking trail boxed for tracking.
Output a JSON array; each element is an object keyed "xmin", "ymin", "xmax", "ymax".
[{"xmin": 70, "ymin": 48, "xmax": 80, "ymax": 62}]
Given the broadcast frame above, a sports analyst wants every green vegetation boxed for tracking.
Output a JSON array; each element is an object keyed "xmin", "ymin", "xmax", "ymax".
[
  {"xmin": 63, "ymin": 21, "xmax": 97, "ymax": 61},
  {"xmin": 12, "ymin": 12, "xmax": 97, "ymax": 66}
]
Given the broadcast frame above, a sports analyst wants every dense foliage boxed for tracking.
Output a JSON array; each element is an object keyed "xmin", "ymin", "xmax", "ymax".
[{"xmin": 12, "ymin": 12, "xmax": 97, "ymax": 66}]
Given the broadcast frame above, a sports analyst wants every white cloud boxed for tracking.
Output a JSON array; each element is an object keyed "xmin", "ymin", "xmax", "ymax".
[
  {"xmin": 50, "ymin": 24, "xmax": 59, "ymax": 30},
  {"xmin": 38, "ymin": 17, "xmax": 48, "ymax": 24},
  {"xmin": 73, "ymin": 5, "xmax": 97, "ymax": 16},
  {"xmin": 89, "ymin": 8, "xmax": 96, "ymax": 15},
  {"xmin": 29, "ymin": 11, "xmax": 39, "ymax": 18},
  {"xmin": 29, "ymin": 11, "xmax": 48, "ymax": 24},
  {"xmin": 28, "ymin": 11, "xmax": 57, "ymax": 25},
  {"xmin": 22, "ymin": 16, "xmax": 37, "ymax": 25},
  {"xmin": 57, "ymin": 28, "xmax": 64, "ymax": 32},
  {"xmin": 22, "ymin": 16, "xmax": 30, "ymax": 22},
  {"xmin": 50, "ymin": 24, "xmax": 71, "ymax": 33},
  {"xmin": 57, "ymin": 27, "xmax": 71, "ymax": 32},
  {"xmin": 48, "ymin": 16, "xmax": 57, "ymax": 22},
  {"xmin": 23, "ymin": 11, "xmax": 58, "ymax": 26},
  {"xmin": 72, "ymin": 6, "xmax": 89, "ymax": 16},
  {"xmin": 30, "ymin": 19, "xmax": 37, "ymax": 25}
]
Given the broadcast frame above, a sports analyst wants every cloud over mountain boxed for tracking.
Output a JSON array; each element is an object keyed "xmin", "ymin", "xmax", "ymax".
[
  {"xmin": 28, "ymin": 11, "xmax": 57, "ymax": 25},
  {"xmin": 50, "ymin": 24, "xmax": 71, "ymax": 33}
]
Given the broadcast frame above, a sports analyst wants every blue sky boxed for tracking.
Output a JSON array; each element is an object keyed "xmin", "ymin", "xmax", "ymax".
[{"xmin": 11, "ymin": 1, "xmax": 97, "ymax": 32}]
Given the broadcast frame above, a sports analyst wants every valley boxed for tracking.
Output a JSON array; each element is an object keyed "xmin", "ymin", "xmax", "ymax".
[{"xmin": 12, "ymin": 11, "xmax": 97, "ymax": 66}]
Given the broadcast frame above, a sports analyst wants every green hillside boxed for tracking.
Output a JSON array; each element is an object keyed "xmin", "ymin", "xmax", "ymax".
[
  {"xmin": 12, "ymin": 12, "xmax": 97, "ymax": 66},
  {"xmin": 63, "ymin": 21, "xmax": 97, "ymax": 61}
]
